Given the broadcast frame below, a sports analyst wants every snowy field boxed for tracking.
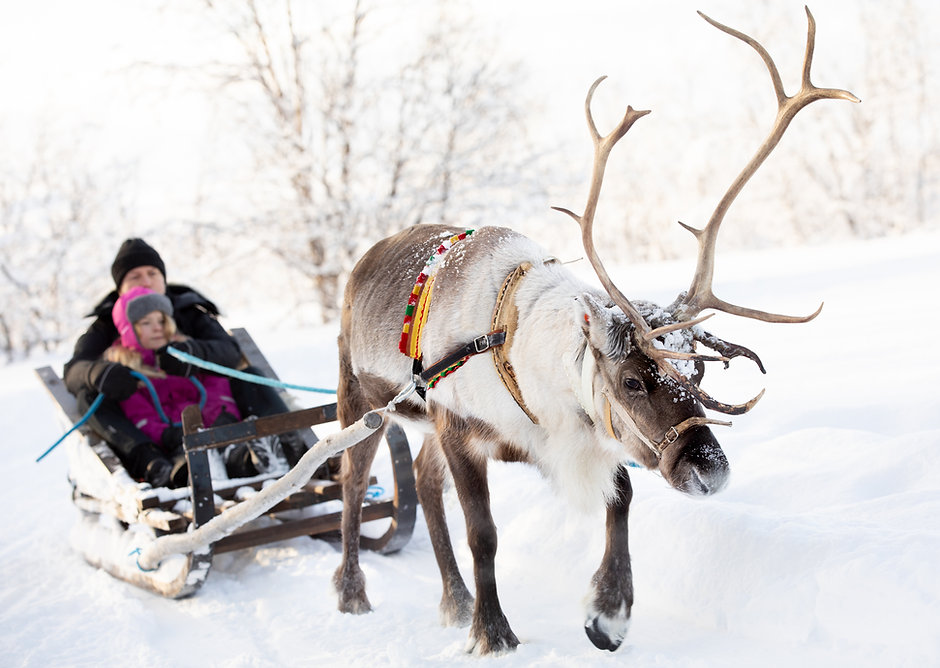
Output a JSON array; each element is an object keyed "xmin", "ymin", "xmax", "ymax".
[{"xmin": 2, "ymin": 230, "xmax": 939, "ymax": 667}]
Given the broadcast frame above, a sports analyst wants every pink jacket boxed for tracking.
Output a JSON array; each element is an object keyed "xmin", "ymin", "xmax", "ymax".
[
  {"xmin": 118, "ymin": 350, "xmax": 240, "ymax": 445},
  {"xmin": 112, "ymin": 288, "xmax": 241, "ymax": 448}
]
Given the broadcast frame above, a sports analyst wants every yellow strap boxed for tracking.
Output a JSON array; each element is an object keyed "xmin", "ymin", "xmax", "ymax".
[{"xmin": 405, "ymin": 273, "xmax": 436, "ymax": 359}]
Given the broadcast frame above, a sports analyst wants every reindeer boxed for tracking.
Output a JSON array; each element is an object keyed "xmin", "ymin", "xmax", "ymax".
[{"xmin": 333, "ymin": 8, "xmax": 857, "ymax": 655}]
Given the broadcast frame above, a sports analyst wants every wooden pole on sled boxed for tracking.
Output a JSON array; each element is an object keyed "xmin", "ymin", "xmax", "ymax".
[{"xmin": 135, "ymin": 407, "xmax": 385, "ymax": 572}]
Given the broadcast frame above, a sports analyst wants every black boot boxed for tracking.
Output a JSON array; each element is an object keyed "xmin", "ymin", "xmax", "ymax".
[
  {"xmin": 278, "ymin": 430, "xmax": 309, "ymax": 468},
  {"xmin": 128, "ymin": 443, "xmax": 172, "ymax": 488},
  {"xmin": 169, "ymin": 455, "xmax": 189, "ymax": 488},
  {"xmin": 224, "ymin": 438, "xmax": 274, "ymax": 478},
  {"xmin": 144, "ymin": 458, "xmax": 172, "ymax": 488}
]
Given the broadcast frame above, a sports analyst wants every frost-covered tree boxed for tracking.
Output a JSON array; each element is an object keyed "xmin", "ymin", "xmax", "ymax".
[
  {"xmin": 189, "ymin": 0, "xmax": 547, "ymax": 321},
  {"xmin": 0, "ymin": 136, "xmax": 133, "ymax": 361},
  {"xmin": 846, "ymin": 0, "xmax": 936, "ymax": 233}
]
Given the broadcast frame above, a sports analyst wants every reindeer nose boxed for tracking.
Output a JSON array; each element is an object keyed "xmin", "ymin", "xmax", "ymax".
[
  {"xmin": 663, "ymin": 429, "xmax": 729, "ymax": 496},
  {"xmin": 688, "ymin": 443, "xmax": 729, "ymax": 495},
  {"xmin": 686, "ymin": 458, "xmax": 730, "ymax": 496}
]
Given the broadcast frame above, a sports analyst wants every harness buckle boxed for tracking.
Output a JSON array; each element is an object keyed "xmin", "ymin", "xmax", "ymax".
[
  {"xmin": 664, "ymin": 426, "xmax": 680, "ymax": 445},
  {"xmin": 473, "ymin": 334, "xmax": 491, "ymax": 353}
]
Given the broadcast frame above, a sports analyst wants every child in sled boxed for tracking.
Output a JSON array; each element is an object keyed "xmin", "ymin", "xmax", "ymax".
[{"xmin": 106, "ymin": 286, "xmax": 282, "ymax": 487}]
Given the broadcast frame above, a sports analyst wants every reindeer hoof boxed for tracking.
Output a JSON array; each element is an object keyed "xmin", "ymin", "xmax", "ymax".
[
  {"xmin": 584, "ymin": 614, "xmax": 629, "ymax": 651},
  {"xmin": 440, "ymin": 586, "xmax": 474, "ymax": 627},
  {"xmin": 333, "ymin": 566, "xmax": 372, "ymax": 615},
  {"xmin": 465, "ymin": 617, "xmax": 519, "ymax": 655}
]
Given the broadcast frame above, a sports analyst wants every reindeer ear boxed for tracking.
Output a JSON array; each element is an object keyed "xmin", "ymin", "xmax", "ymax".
[{"xmin": 577, "ymin": 292, "xmax": 618, "ymax": 353}]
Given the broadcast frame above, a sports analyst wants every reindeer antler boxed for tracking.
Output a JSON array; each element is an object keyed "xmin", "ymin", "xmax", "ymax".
[
  {"xmin": 552, "ymin": 77, "xmax": 652, "ymax": 340},
  {"xmin": 556, "ymin": 8, "xmax": 859, "ymax": 416},
  {"xmin": 553, "ymin": 79, "xmax": 744, "ymax": 413},
  {"xmin": 672, "ymin": 7, "xmax": 860, "ymax": 323}
]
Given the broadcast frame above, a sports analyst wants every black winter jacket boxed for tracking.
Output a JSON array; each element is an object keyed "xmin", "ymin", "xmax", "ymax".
[{"xmin": 63, "ymin": 284, "xmax": 242, "ymax": 398}]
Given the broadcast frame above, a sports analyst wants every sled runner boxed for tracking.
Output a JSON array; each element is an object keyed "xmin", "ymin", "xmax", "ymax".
[{"xmin": 36, "ymin": 328, "xmax": 417, "ymax": 599}]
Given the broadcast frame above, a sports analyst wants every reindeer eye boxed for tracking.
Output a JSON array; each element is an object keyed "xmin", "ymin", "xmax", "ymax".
[{"xmin": 623, "ymin": 377, "xmax": 644, "ymax": 393}]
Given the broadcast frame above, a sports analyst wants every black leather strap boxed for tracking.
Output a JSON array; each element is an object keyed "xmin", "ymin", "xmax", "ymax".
[{"xmin": 419, "ymin": 331, "xmax": 506, "ymax": 386}]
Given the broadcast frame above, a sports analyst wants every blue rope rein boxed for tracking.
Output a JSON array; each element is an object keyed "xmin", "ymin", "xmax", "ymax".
[
  {"xmin": 36, "ymin": 393, "xmax": 105, "ymax": 463},
  {"xmin": 164, "ymin": 345, "xmax": 337, "ymax": 395},
  {"xmin": 35, "ymin": 371, "xmax": 199, "ymax": 463},
  {"xmin": 131, "ymin": 370, "xmax": 207, "ymax": 427},
  {"xmin": 39, "ymin": 348, "xmax": 335, "ymax": 462}
]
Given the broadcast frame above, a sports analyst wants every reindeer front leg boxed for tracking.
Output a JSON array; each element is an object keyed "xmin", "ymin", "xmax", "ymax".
[
  {"xmin": 584, "ymin": 465, "xmax": 634, "ymax": 651},
  {"xmin": 435, "ymin": 412, "xmax": 519, "ymax": 655}
]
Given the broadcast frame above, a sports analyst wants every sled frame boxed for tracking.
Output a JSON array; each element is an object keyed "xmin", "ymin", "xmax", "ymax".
[{"xmin": 35, "ymin": 328, "xmax": 417, "ymax": 598}]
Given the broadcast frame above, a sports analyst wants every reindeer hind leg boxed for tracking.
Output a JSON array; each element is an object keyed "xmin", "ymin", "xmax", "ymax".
[
  {"xmin": 414, "ymin": 434, "xmax": 474, "ymax": 627},
  {"xmin": 333, "ymin": 344, "xmax": 384, "ymax": 614},
  {"xmin": 433, "ymin": 409, "xmax": 519, "ymax": 654}
]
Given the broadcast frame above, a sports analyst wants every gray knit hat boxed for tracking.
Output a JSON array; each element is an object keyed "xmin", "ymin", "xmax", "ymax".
[
  {"xmin": 125, "ymin": 290, "xmax": 173, "ymax": 325},
  {"xmin": 113, "ymin": 286, "xmax": 175, "ymax": 350}
]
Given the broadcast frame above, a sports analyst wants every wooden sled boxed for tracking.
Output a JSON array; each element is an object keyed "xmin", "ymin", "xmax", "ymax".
[{"xmin": 36, "ymin": 328, "xmax": 417, "ymax": 599}]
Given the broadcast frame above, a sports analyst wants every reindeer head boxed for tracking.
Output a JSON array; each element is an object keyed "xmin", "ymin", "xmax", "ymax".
[
  {"xmin": 556, "ymin": 8, "xmax": 859, "ymax": 496},
  {"xmin": 575, "ymin": 292, "xmax": 730, "ymax": 495}
]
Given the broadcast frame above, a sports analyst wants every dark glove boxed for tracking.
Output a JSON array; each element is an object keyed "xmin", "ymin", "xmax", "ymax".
[
  {"xmin": 160, "ymin": 425, "xmax": 184, "ymax": 452},
  {"xmin": 94, "ymin": 362, "xmax": 139, "ymax": 401},
  {"xmin": 156, "ymin": 341, "xmax": 194, "ymax": 377}
]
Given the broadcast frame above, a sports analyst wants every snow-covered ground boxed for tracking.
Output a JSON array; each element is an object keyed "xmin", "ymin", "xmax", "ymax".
[{"xmin": 3, "ymin": 231, "xmax": 939, "ymax": 667}]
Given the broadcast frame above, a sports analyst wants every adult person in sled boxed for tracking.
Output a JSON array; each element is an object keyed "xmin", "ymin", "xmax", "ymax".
[
  {"xmin": 106, "ymin": 286, "xmax": 277, "ymax": 487},
  {"xmin": 63, "ymin": 238, "xmax": 308, "ymax": 488}
]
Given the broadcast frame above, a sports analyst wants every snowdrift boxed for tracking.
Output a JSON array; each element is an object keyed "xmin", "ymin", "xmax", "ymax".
[{"xmin": 3, "ymin": 232, "xmax": 939, "ymax": 667}]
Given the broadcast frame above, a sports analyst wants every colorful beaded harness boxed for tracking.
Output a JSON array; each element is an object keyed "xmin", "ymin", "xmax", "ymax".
[
  {"xmin": 397, "ymin": 229, "xmax": 546, "ymax": 421},
  {"xmin": 399, "ymin": 230, "xmax": 476, "ymax": 388}
]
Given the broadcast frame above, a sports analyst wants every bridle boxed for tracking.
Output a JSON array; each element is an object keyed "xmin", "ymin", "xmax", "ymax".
[{"xmin": 579, "ymin": 343, "xmax": 731, "ymax": 459}]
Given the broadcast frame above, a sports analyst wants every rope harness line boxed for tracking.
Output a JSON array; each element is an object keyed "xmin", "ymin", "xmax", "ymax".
[
  {"xmin": 37, "ymin": 372, "xmax": 177, "ymax": 463},
  {"xmin": 164, "ymin": 346, "xmax": 337, "ymax": 394},
  {"xmin": 35, "ymin": 393, "xmax": 105, "ymax": 463},
  {"xmin": 38, "ymin": 349, "xmax": 338, "ymax": 463},
  {"xmin": 132, "ymin": 371, "xmax": 207, "ymax": 427}
]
